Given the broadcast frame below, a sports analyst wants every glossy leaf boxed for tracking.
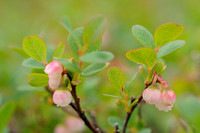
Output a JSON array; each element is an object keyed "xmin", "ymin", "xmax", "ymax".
[
  {"xmin": 153, "ymin": 61, "xmax": 166, "ymax": 74},
  {"xmin": 54, "ymin": 57, "xmax": 81, "ymax": 73},
  {"xmin": 80, "ymin": 51, "xmax": 114, "ymax": 63},
  {"xmin": 22, "ymin": 58, "xmax": 45, "ymax": 69},
  {"xmin": 81, "ymin": 63, "xmax": 108, "ymax": 76},
  {"xmin": 83, "ymin": 16, "xmax": 107, "ymax": 46},
  {"xmin": 28, "ymin": 73, "xmax": 49, "ymax": 87},
  {"xmin": 22, "ymin": 35, "xmax": 47, "ymax": 63},
  {"xmin": 132, "ymin": 25, "xmax": 155, "ymax": 48},
  {"xmin": 67, "ymin": 27, "xmax": 84, "ymax": 58},
  {"xmin": 0, "ymin": 102, "xmax": 15, "ymax": 132},
  {"xmin": 157, "ymin": 40, "xmax": 185, "ymax": 58},
  {"xmin": 53, "ymin": 42, "xmax": 65, "ymax": 58},
  {"xmin": 154, "ymin": 23, "xmax": 184, "ymax": 47},
  {"xmin": 108, "ymin": 67, "xmax": 125, "ymax": 89},
  {"xmin": 126, "ymin": 48, "xmax": 157, "ymax": 68}
]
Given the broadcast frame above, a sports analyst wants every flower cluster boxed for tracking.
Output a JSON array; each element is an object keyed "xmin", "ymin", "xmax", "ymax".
[
  {"xmin": 142, "ymin": 78, "xmax": 176, "ymax": 112},
  {"xmin": 44, "ymin": 61, "xmax": 72, "ymax": 107}
]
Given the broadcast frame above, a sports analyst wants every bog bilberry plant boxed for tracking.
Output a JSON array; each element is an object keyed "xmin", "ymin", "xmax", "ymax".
[{"xmin": 18, "ymin": 16, "xmax": 185, "ymax": 133}]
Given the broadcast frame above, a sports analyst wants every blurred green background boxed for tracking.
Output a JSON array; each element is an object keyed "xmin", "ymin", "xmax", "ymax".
[{"xmin": 0, "ymin": 0, "xmax": 200, "ymax": 132}]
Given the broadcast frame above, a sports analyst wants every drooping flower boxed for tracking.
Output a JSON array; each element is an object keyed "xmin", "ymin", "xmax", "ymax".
[
  {"xmin": 44, "ymin": 61, "xmax": 63, "ymax": 89},
  {"xmin": 53, "ymin": 90, "xmax": 72, "ymax": 107},
  {"xmin": 142, "ymin": 87, "xmax": 162, "ymax": 104},
  {"xmin": 65, "ymin": 117, "xmax": 85, "ymax": 132},
  {"xmin": 155, "ymin": 89, "xmax": 176, "ymax": 112}
]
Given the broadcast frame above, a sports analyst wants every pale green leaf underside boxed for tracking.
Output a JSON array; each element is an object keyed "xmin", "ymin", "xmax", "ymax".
[
  {"xmin": 22, "ymin": 58, "xmax": 45, "ymax": 69},
  {"xmin": 53, "ymin": 42, "xmax": 65, "ymax": 58},
  {"xmin": 83, "ymin": 16, "xmax": 106, "ymax": 46},
  {"xmin": 108, "ymin": 67, "xmax": 125, "ymax": 89},
  {"xmin": 157, "ymin": 40, "xmax": 185, "ymax": 58},
  {"xmin": 154, "ymin": 23, "xmax": 184, "ymax": 47},
  {"xmin": 153, "ymin": 61, "xmax": 166, "ymax": 74},
  {"xmin": 54, "ymin": 57, "xmax": 81, "ymax": 73},
  {"xmin": 86, "ymin": 39, "xmax": 102, "ymax": 53},
  {"xmin": 0, "ymin": 102, "xmax": 15, "ymax": 132},
  {"xmin": 81, "ymin": 63, "xmax": 108, "ymax": 77},
  {"xmin": 132, "ymin": 25, "xmax": 155, "ymax": 48},
  {"xmin": 126, "ymin": 48, "xmax": 157, "ymax": 68},
  {"xmin": 67, "ymin": 27, "xmax": 84, "ymax": 58},
  {"xmin": 80, "ymin": 51, "xmax": 114, "ymax": 63},
  {"xmin": 28, "ymin": 73, "xmax": 49, "ymax": 87},
  {"xmin": 22, "ymin": 35, "xmax": 47, "ymax": 63}
]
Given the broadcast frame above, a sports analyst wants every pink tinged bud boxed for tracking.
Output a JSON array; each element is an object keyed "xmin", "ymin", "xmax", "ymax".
[
  {"xmin": 44, "ymin": 61, "xmax": 63, "ymax": 75},
  {"xmin": 155, "ymin": 103, "xmax": 173, "ymax": 112},
  {"xmin": 44, "ymin": 61, "xmax": 63, "ymax": 89},
  {"xmin": 53, "ymin": 90, "xmax": 72, "ymax": 107},
  {"xmin": 162, "ymin": 89, "xmax": 176, "ymax": 106},
  {"xmin": 142, "ymin": 88, "xmax": 162, "ymax": 104},
  {"xmin": 54, "ymin": 125, "xmax": 68, "ymax": 133}
]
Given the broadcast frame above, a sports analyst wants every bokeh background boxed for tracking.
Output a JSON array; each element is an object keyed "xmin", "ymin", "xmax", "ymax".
[{"xmin": 0, "ymin": 0, "xmax": 200, "ymax": 133}]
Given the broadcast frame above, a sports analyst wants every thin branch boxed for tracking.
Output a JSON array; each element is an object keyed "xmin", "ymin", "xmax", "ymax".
[
  {"xmin": 122, "ymin": 82, "xmax": 152, "ymax": 133},
  {"xmin": 114, "ymin": 123, "xmax": 120, "ymax": 133}
]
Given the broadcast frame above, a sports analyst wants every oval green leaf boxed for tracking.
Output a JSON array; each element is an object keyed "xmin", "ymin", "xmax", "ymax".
[
  {"xmin": 153, "ymin": 61, "xmax": 166, "ymax": 74},
  {"xmin": 83, "ymin": 16, "xmax": 107, "ymax": 46},
  {"xmin": 81, "ymin": 63, "xmax": 108, "ymax": 77},
  {"xmin": 154, "ymin": 23, "xmax": 184, "ymax": 47},
  {"xmin": 28, "ymin": 73, "xmax": 49, "ymax": 87},
  {"xmin": 53, "ymin": 42, "xmax": 65, "ymax": 58},
  {"xmin": 22, "ymin": 35, "xmax": 47, "ymax": 63},
  {"xmin": 126, "ymin": 48, "xmax": 157, "ymax": 68},
  {"xmin": 132, "ymin": 25, "xmax": 155, "ymax": 48},
  {"xmin": 157, "ymin": 40, "xmax": 185, "ymax": 58},
  {"xmin": 108, "ymin": 67, "xmax": 125, "ymax": 89},
  {"xmin": 22, "ymin": 58, "xmax": 45, "ymax": 69},
  {"xmin": 80, "ymin": 51, "xmax": 114, "ymax": 63},
  {"xmin": 0, "ymin": 102, "xmax": 15, "ymax": 132}
]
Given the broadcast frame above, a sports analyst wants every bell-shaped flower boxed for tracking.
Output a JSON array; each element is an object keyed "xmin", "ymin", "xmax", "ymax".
[
  {"xmin": 142, "ymin": 87, "xmax": 162, "ymax": 104},
  {"xmin": 53, "ymin": 90, "xmax": 72, "ymax": 107},
  {"xmin": 44, "ymin": 61, "xmax": 63, "ymax": 90}
]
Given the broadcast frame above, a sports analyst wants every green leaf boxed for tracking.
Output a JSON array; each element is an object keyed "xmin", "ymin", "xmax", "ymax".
[
  {"xmin": 17, "ymin": 85, "xmax": 44, "ymax": 91},
  {"xmin": 126, "ymin": 48, "xmax": 157, "ymax": 68},
  {"xmin": 125, "ymin": 72, "xmax": 138, "ymax": 92},
  {"xmin": 67, "ymin": 27, "xmax": 84, "ymax": 58},
  {"xmin": 132, "ymin": 25, "xmax": 155, "ymax": 48},
  {"xmin": 28, "ymin": 73, "xmax": 49, "ymax": 87},
  {"xmin": 154, "ymin": 23, "xmax": 184, "ymax": 47},
  {"xmin": 83, "ymin": 16, "xmax": 107, "ymax": 46},
  {"xmin": 11, "ymin": 47, "xmax": 30, "ymax": 58},
  {"xmin": 80, "ymin": 51, "xmax": 114, "ymax": 63},
  {"xmin": 153, "ymin": 61, "xmax": 166, "ymax": 74},
  {"xmin": 22, "ymin": 58, "xmax": 45, "ymax": 69},
  {"xmin": 54, "ymin": 57, "xmax": 81, "ymax": 73},
  {"xmin": 108, "ymin": 67, "xmax": 125, "ymax": 89},
  {"xmin": 86, "ymin": 39, "xmax": 102, "ymax": 53},
  {"xmin": 22, "ymin": 35, "xmax": 47, "ymax": 63},
  {"xmin": 53, "ymin": 42, "xmax": 65, "ymax": 58},
  {"xmin": 108, "ymin": 117, "xmax": 123, "ymax": 131},
  {"xmin": 81, "ymin": 63, "xmax": 108, "ymax": 77},
  {"xmin": 61, "ymin": 17, "xmax": 83, "ymax": 48},
  {"xmin": 0, "ymin": 102, "xmax": 15, "ymax": 132},
  {"xmin": 102, "ymin": 94, "xmax": 123, "ymax": 99},
  {"xmin": 157, "ymin": 40, "xmax": 185, "ymax": 58}
]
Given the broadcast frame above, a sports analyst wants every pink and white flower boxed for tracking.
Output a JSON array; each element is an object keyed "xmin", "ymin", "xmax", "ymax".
[
  {"xmin": 44, "ymin": 61, "xmax": 63, "ymax": 90},
  {"xmin": 53, "ymin": 90, "xmax": 72, "ymax": 107},
  {"xmin": 142, "ymin": 87, "xmax": 162, "ymax": 104}
]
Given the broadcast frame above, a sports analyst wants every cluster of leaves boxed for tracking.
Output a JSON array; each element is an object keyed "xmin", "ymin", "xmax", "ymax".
[
  {"xmin": 19, "ymin": 16, "xmax": 114, "ymax": 87},
  {"xmin": 105, "ymin": 23, "xmax": 185, "ymax": 132}
]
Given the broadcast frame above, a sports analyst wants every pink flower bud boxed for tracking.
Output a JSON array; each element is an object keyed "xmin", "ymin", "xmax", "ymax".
[
  {"xmin": 44, "ymin": 61, "xmax": 63, "ymax": 89},
  {"xmin": 65, "ymin": 117, "xmax": 84, "ymax": 132},
  {"xmin": 53, "ymin": 90, "xmax": 72, "ymax": 107},
  {"xmin": 162, "ymin": 89, "xmax": 176, "ymax": 106},
  {"xmin": 142, "ymin": 87, "xmax": 162, "ymax": 104},
  {"xmin": 54, "ymin": 125, "xmax": 68, "ymax": 133},
  {"xmin": 44, "ymin": 61, "xmax": 63, "ymax": 75}
]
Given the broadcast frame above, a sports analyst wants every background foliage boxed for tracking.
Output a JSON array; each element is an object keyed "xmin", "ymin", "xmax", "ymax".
[{"xmin": 0, "ymin": 0, "xmax": 200, "ymax": 132}]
